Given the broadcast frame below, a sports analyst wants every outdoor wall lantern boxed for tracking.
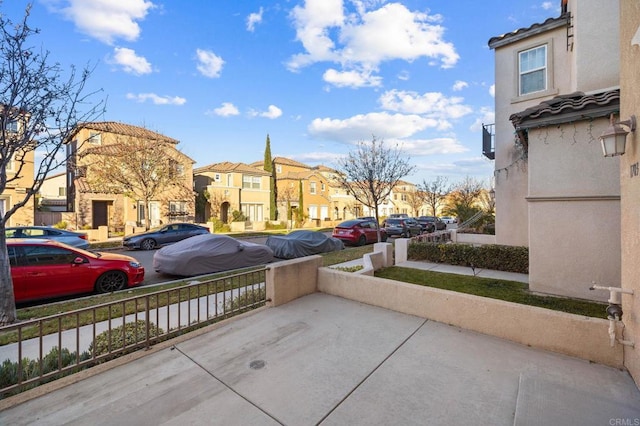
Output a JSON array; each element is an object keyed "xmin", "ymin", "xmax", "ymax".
[{"xmin": 600, "ymin": 113, "xmax": 636, "ymax": 157}]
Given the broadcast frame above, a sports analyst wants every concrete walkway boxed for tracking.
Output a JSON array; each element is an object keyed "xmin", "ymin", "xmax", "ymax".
[{"xmin": 1, "ymin": 292, "xmax": 639, "ymax": 425}]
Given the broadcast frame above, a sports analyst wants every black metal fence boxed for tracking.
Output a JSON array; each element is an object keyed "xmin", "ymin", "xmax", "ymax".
[{"xmin": 0, "ymin": 268, "xmax": 266, "ymax": 398}]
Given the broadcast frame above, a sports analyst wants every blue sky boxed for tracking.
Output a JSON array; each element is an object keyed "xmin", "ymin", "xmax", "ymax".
[{"xmin": 4, "ymin": 0, "xmax": 561, "ymax": 187}]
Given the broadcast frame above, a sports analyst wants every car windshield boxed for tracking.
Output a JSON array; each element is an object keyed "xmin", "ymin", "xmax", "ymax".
[{"xmin": 385, "ymin": 219, "xmax": 402, "ymax": 225}]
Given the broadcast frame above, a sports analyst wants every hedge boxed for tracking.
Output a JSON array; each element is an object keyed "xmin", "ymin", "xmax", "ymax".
[{"xmin": 408, "ymin": 242, "xmax": 528, "ymax": 274}]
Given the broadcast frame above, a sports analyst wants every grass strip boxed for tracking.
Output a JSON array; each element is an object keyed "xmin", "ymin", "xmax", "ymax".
[{"xmin": 375, "ymin": 266, "xmax": 606, "ymax": 318}]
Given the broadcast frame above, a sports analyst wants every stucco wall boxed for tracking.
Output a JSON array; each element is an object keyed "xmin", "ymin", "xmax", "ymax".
[{"xmin": 619, "ymin": 0, "xmax": 640, "ymax": 391}]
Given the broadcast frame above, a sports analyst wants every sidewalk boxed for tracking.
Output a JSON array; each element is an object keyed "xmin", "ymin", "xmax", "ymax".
[
  {"xmin": 1, "ymin": 293, "xmax": 638, "ymax": 425},
  {"xmin": 334, "ymin": 258, "xmax": 529, "ymax": 283}
]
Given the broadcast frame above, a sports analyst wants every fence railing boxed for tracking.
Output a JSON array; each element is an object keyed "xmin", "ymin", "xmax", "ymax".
[{"xmin": 0, "ymin": 268, "xmax": 266, "ymax": 398}]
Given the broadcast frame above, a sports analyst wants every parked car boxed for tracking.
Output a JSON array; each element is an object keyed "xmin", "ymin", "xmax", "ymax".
[
  {"xmin": 123, "ymin": 223, "xmax": 210, "ymax": 250},
  {"xmin": 383, "ymin": 218, "xmax": 422, "ymax": 237},
  {"xmin": 388, "ymin": 213, "xmax": 409, "ymax": 219},
  {"xmin": 8, "ymin": 239, "xmax": 144, "ymax": 303},
  {"xmin": 153, "ymin": 234, "xmax": 274, "ymax": 276},
  {"xmin": 6, "ymin": 226, "xmax": 90, "ymax": 249},
  {"xmin": 440, "ymin": 216, "xmax": 457, "ymax": 224},
  {"xmin": 333, "ymin": 219, "xmax": 387, "ymax": 246},
  {"xmin": 416, "ymin": 216, "xmax": 447, "ymax": 233},
  {"xmin": 266, "ymin": 230, "xmax": 344, "ymax": 259}
]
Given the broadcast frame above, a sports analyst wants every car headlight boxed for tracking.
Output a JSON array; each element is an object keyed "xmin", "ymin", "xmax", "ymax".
[{"xmin": 129, "ymin": 261, "xmax": 142, "ymax": 268}]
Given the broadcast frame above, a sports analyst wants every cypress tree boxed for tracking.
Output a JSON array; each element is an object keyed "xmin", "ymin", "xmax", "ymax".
[{"xmin": 263, "ymin": 134, "xmax": 277, "ymax": 220}]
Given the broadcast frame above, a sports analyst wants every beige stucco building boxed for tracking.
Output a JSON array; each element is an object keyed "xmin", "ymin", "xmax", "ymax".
[
  {"xmin": 194, "ymin": 162, "xmax": 271, "ymax": 224},
  {"xmin": 489, "ymin": 0, "xmax": 621, "ymax": 301},
  {"xmin": 619, "ymin": 0, "xmax": 640, "ymax": 392},
  {"xmin": 65, "ymin": 122, "xmax": 195, "ymax": 231}
]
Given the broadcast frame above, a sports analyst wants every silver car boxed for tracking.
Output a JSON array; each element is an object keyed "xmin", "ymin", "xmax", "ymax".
[{"xmin": 5, "ymin": 226, "xmax": 90, "ymax": 249}]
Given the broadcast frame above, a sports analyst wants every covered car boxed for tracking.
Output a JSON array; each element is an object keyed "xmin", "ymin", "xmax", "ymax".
[
  {"xmin": 153, "ymin": 234, "xmax": 274, "ymax": 276},
  {"xmin": 265, "ymin": 230, "xmax": 344, "ymax": 259}
]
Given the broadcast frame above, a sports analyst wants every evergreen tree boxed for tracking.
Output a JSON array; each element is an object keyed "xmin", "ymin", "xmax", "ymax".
[{"xmin": 263, "ymin": 135, "xmax": 277, "ymax": 220}]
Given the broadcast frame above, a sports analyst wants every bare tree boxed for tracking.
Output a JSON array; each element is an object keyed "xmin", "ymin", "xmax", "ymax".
[
  {"xmin": 421, "ymin": 176, "xmax": 451, "ymax": 216},
  {"xmin": 0, "ymin": 6, "xmax": 104, "ymax": 324},
  {"xmin": 405, "ymin": 186, "xmax": 427, "ymax": 216},
  {"xmin": 80, "ymin": 134, "xmax": 193, "ymax": 230},
  {"xmin": 335, "ymin": 136, "xmax": 414, "ymax": 240},
  {"xmin": 444, "ymin": 176, "xmax": 484, "ymax": 224}
]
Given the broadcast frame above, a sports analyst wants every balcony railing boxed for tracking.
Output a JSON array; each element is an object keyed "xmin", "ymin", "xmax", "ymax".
[
  {"xmin": 0, "ymin": 268, "xmax": 266, "ymax": 398},
  {"xmin": 482, "ymin": 123, "xmax": 495, "ymax": 160}
]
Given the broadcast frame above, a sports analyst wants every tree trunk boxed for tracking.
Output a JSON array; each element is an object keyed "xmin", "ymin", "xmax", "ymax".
[{"xmin": 0, "ymin": 229, "xmax": 17, "ymax": 325}]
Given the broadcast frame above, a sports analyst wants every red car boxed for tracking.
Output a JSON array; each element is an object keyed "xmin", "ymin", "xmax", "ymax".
[
  {"xmin": 332, "ymin": 219, "xmax": 387, "ymax": 246},
  {"xmin": 7, "ymin": 239, "xmax": 145, "ymax": 303}
]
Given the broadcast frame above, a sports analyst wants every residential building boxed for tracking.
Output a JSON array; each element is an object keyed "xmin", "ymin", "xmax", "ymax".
[
  {"xmin": 0, "ymin": 110, "xmax": 34, "ymax": 226},
  {"xmin": 65, "ymin": 122, "xmax": 195, "ymax": 231},
  {"xmin": 194, "ymin": 162, "xmax": 271, "ymax": 224},
  {"xmin": 38, "ymin": 172, "xmax": 67, "ymax": 212},
  {"xmin": 487, "ymin": 0, "xmax": 621, "ymax": 301}
]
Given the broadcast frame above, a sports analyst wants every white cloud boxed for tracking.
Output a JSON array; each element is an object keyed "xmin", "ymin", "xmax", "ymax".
[
  {"xmin": 209, "ymin": 102, "xmax": 239, "ymax": 117},
  {"xmin": 378, "ymin": 90, "xmax": 473, "ymax": 123},
  {"xmin": 126, "ymin": 93, "xmax": 186, "ymax": 105},
  {"xmin": 196, "ymin": 49, "xmax": 225, "ymax": 78},
  {"xmin": 246, "ymin": 7, "xmax": 264, "ymax": 32},
  {"xmin": 541, "ymin": 2, "xmax": 555, "ymax": 10},
  {"xmin": 452, "ymin": 80, "xmax": 468, "ymax": 91},
  {"xmin": 291, "ymin": 151, "xmax": 343, "ymax": 164},
  {"xmin": 111, "ymin": 47, "xmax": 152, "ymax": 75},
  {"xmin": 400, "ymin": 137, "xmax": 468, "ymax": 156},
  {"xmin": 308, "ymin": 112, "xmax": 438, "ymax": 143},
  {"xmin": 323, "ymin": 68, "xmax": 382, "ymax": 88},
  {"xmin": 489, "ymin": 84, "xmax": 495, "ymax": 97},
  {"xmin": 50, "ymin": 0, "xmax": 155, "ymax": 45},
  {"xmin": 250, "ymin": 105, "xmax": 283, "ymax": 119},
  {"xmin": 470, "ymin": 106, "xmax": 495, "ymax": 132},
  {"xmin": 288, "ymin": 1, "xmax": 459, "ymax": 88}
]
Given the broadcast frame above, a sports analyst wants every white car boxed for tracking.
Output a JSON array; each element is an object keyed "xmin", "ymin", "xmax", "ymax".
[{"xmin": 439, "ymin": 216, "xmax": 457, "ymax": 224}]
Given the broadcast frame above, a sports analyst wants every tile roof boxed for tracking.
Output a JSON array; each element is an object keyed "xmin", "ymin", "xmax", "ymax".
[
  {"xmin": 488, "ymin": 15, "xmax": 569, "ymax": 49},
  {"xmin": 70, "ymin": 122, "xmax": 179, "ymax": 144},
  {"xmin": 509, "ymin": 89, "xmax": 620, "ymax": 129},
  {"xmin": 194, "ymin": 161, "xmax": 271, "ymax": 176},
  {"xmin": 273, "ymin": 157, "xmax": 312, "ymax": 168}
]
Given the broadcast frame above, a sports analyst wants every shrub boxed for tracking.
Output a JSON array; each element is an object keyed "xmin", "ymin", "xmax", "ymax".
[
  {"xmin": 89, "ymin": 320, "xmax": 164, "ymax": 357},
  {"xmin": 231, "ymin": 210, "xmax": 247, "ymax": 222},
  {"xmin": 408, "ymin": 242, "xmax": 528, "ymax": 274},
  {"xmin": 225, "ymin": 287, "xmax": 266, "ymax": 312},
  {"xmin": 331, "ymin": 265, "xmax": 364, "ymax": 272},
  {"xmin": 81, "ymin": 224, "xmax": 93, "ymax": 230},
  {"xmin": 209, "ymin": 218, "xmax": 230, "ymax": 233},
  {"xmin": 265, "ymin": 221, "xmax": 286, "ymax": 230},
  {"xmin": 0, "ymin": 347, "xmax": 91, "ymax": 393},
  {"xmin": 53, "ymin": 221, "xmax": 68, "ymax": 229}
]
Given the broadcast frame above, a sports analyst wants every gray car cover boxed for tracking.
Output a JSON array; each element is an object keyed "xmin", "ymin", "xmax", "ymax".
[
  {"xmin": 265, "ymin": 230, "xmax": 344, "ymax": 259},
  {"xmin": 153, "ymin": 234, "xmax": 274, "ymax": 276}
]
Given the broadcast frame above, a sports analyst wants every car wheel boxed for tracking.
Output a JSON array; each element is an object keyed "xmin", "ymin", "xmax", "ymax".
[
  {"xmin": 140, "ymin": 238, "xmax": 156, "ymax": 250},
  {"xmin": 358, "ymin": 235, "xmax": 367, "ymax": 246},
  {"xmin": 95, "ymin": 271, "xmax": 127, "ymax": 293}
]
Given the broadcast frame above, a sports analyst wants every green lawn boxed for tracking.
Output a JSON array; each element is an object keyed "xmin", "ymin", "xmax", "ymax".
[{"xmin": 375, "ymin": 267, "xmax": 606, "ymax": 318}]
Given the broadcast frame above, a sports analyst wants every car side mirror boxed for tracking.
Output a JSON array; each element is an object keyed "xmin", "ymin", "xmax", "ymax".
[{"xmin": 73, "ymin": 257, "xmax": 86, "ymax": 264}]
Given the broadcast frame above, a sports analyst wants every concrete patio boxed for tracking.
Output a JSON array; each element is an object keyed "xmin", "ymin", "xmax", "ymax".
[{"xmin": 1, "ymin": 292, "xmax": 639, "ymax": 425}]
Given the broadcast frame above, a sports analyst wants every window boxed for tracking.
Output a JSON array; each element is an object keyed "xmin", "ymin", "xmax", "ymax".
[
  {"xmin": 169, "ymin": 201, "xmax": 188, "ymax": 216},
  {"xmin": 321, "ymin": 183, "xmax": 325, "ymax": 192},
  {"xmin": 519, "ymin": 45, "xmax": 547, "ymax": 96},
  {"xmin": 175, "ymin": 164, "xmax": 185, "ymax": 177},
  {"xmin": 310, "ymin": 182, "xmax": 317, "ymax": 195},
  {"xmin": 23, "ymin": 246, "xmax": 76, "ymax": 266},
  {"xmin": 88, "ymin": 132, "xmax": 101, "ymax": 144},
  {"xmin": 276, "ymin": 165, "xmax": 282, "ymax": 173},
  {"xmin": 214, "ymin": 173, "xmax": 221, "ymax": 182},
  {"xmin": 58, "ymin": 187, "xmax": 66, "ymax": 196},
  {"xmin": 4, "ymin": 119, "xmax": 18, "ymax": 133},
  {"xmin": 242, "ymin": 175, "xmax": 261, "ymax": 189}
]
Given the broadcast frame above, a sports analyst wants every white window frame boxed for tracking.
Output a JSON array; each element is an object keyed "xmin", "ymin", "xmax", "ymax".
[
  {"xmin": 310, "ymin": 182, "xmax": 317, "ymax": 195},
  {"xmin": 512, "ymin": 39, "xmax": 557, "ymax": 103},
  {"xmin": 88, "ymin": 132, "xmax": 101, "ymax": 144},
  {"xmin": 519, "ymin": 45, "xmax": 547, "ymax": 96}
]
